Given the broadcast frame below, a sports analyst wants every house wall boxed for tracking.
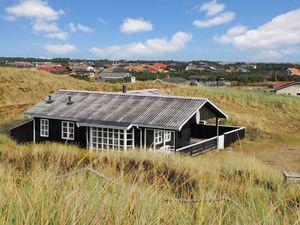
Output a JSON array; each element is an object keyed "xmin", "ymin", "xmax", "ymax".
[
  {"xmin": 10, "ymin": 120, "xmax": 33, "ymax": 144},
  {"xmin": 190, "ymin": 124, "xmax": 241, "ymax": 139},
  {"xmin": 276, "ymin": 84, "xmax": 300, "ymax": 97},
  {"xmin": 134, "ymin": 127, "xmax": 143, "ymax": 148},
  {"xmin": 145, "ymin": 129, "xmax": 154, "ymax": 147},
  {"xmin": 34, "ymin": 118, "xmax": 87, "ymax": 148},
  {"xmin": 175, "ymin": 123, "xmax": 191, "ymax": 148}
]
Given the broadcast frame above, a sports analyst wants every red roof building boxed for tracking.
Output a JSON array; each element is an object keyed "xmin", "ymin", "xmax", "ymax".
[
  {"xmin": 273, "ymin": 81, "xmax": 293, "ymax": 89},
  {"xmin": 37, "ymin": 64, "xmax": 70, "ymax": 73},
  {"xmin": 287, "ymin": 68, "xmax": 300, "ymax": 76}
]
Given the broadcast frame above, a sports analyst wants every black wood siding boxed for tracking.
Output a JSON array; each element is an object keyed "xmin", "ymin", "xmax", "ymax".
[
  {"xmin": 34, "ymin": 118, "xmax": 87, "ymax": 148},
  {"xmin": 176, "ymin": 123, "xmax": 191, "ymax": 148},
  {"xmin": 190, "ymin": 124, "xmax": 242, "ymax": 139},
  {"xmin": 10, "ymin": 120, "xmax": 33, "ymax": 144}
]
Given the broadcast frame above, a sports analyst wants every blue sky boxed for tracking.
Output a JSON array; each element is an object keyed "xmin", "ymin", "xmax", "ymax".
[{"xmin": 1, "ymin": 0, "xmax": 300, "ymax": 62}]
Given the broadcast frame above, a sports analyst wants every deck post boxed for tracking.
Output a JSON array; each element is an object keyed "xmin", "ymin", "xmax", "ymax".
[
  {"xmin": 140, "ymin": 128, "xmax": 143, "ymax": 149},
  {"xmin": 124, "ymin": 129, "xmax": 127, "ymax": 151},
  {"xmin": 132, "ymin": 128, "xmax": 135, "ymax": 149},
  {"xmin": 144, "ymin": 129, "xmax": 147, "ymax": 150},
  {"xmin": 216, "ymin": 117, "xmax": 219, "ymax": 137},
  {"xmin": 216, "ymin": 117, "xmax": 219, "ymax": 149},
  {"xmin": 86, "ymin": 127, "xmax": 89, "ymax": 150},
  {"xmin": 33, "ymin": 118, "xmax": 35, "ymax": 143}
]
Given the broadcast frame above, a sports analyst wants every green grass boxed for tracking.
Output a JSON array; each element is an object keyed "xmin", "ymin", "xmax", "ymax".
[{"xmin": 0, "ymin": 67, "xmax": 300, "ymax": 224}]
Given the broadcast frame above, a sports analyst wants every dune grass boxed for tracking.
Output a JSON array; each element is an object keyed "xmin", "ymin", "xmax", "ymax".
[{"xmin": 0, "ymin": 135, "xmax": 299, "ymax": 224}]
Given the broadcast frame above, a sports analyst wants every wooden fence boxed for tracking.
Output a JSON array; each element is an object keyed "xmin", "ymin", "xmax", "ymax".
[
  {"xmin": 176, "ymin": 136, "xmax": 218, "ymax": 156},
  {"xmin": 177, "ymin": 126, "xmax": 245, "ymax": 156}
]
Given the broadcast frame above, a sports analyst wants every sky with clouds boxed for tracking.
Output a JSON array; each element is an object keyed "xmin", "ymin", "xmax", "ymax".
[{"xmin": 1, "ymin": 0, "xmax": 300, "ymax": 62}]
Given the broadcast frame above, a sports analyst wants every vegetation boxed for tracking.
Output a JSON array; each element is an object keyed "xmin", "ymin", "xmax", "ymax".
[
  {"xmin": 0, "ymin": 136, "xmax": 300, "ymax": 224},
  {"xmin": 132, "ymin": 69, "xmax": 296, "ymax": 84},
  {"xmin": 0, "ymin": 67, "xmax": 300, "ymax": 224}
]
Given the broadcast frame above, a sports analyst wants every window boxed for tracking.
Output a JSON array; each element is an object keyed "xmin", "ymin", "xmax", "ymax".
[
  {"xmin": 40, "ymin": 119, "xmax": 49, "ymax": 137},
  {"xmin": 90, "ymin": 127, "xmax": 133, "ymax": 151},
  {"xmin": 154, "ymin": 130, "xmax": 163, "ymax": 144},
  {"xmin": 62, "ymin": 121, "xmax": 75, "ymax": 140},
  {"xmin": 164, "ymin": 131, "xmax": 171, "ymax": 142},
  {"xmin": 297, "ymin": 93, "xmax": 300, "ymax": 96}
]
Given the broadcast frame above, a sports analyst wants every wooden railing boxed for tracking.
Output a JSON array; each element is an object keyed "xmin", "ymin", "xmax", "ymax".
[
  {"xmin": 223, "ymin": 127, "xmax": 245, "ymax": 148},
  {"xmin": 176, "ymin": 126, "xmax": 245, "ymax": 156},
  {"xmin": 176, "ymin": 136, "xmax": 218, "ymax": 156}
]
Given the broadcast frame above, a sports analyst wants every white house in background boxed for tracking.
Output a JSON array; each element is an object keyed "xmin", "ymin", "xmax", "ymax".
[
  {"xmin": 274, "ymin": 82, "xmax": 300, "ymax": 97},
  {"xmin": 99, "ymin": 72, "xmax": 136, "ymax": 83}
]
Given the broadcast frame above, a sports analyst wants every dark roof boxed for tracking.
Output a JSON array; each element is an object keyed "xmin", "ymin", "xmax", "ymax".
[
  {"xmin": 100, "ymin": 72, "xmax": 131, "ymax": 79},
  {"xmin": 188, "ymin": 75, "xmax": 211, "ymax": 80},
  {"xmin": 25, "ymin": 90, "xmax": 227, "ymax": 130},
  {"xmin": 155, "ymin": 77, "xmax": 187, "ymax": 84},
  {"xmin": 112, "ymin": 67, "xmax": 129, "ymax": 73}
]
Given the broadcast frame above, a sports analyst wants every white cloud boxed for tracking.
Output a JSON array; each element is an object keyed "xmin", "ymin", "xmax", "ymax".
[
  {"xmin": 44, "ymin": 44, "xmax": 77, "ymax": 55},
  {"xmin": 257, "ymin": 48, "xmax": 299, "ymax": 59},
  {"xmin": 258, "ymin": 50, "xmax": 282, "ymax": 59},
  {"xmin": 33, "ymin": 20, "xmax": 68, "ymax": 40},
  {"xmin": 3, "ymin": 15, "xmax": 16, "ymax": 21},
  {"xmin": 90, "ymin": 32, "xmax": 192, "ymax": 59},
  {"xmin": 5, "ymin": 0, "xmax": 68, "ymax": 40},
  {"xmin": 200, "ymin": 0, "xmax": 225, "ymax": 16},
  {"xmin": 45, "ymin": 31, "xmax": 68, "ymax": 40},
  {"xmin": 68, "ymin": 23, "xmax": 93, "ymax": 32},
  {"xmin": 120, "ymin": 18, "xmax": 153, "ymax": 34},
  {"xmin": 98, "ymin": 18, "xmax": 108, "ymax": 25},
  {"xmin": 280, "ymin": 48, "xmax": 299, "ymax": 55},
  {"xmin": 216, "ymin": 8, "xmax": 300, "ymax": 50},
  {"xmin": 216, "ymin": 25, "xmax": 247, "ymax": 44},
  {"xmin": 5, "ymin": 0, "xmax": 63, "ymax": 21},
  {"xmin": 193, "ymin": 11, "xmax": 234, "ymax": 28}
]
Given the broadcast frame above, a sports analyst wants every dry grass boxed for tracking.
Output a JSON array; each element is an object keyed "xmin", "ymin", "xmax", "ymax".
[{"xmin": 0, "ymin": 135, "xmax": 299, "ymax": 224}]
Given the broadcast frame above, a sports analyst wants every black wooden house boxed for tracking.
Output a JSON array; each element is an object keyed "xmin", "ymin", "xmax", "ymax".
[{"xmin": 11, "ymin": 89, "xmax": 245, "ymax": 155}]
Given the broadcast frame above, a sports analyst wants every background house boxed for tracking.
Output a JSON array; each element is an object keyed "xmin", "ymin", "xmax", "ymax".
[
  {"xmin": 154, "ymin": 76, "xmax": 187, "ymax": 84},
  {"xmin": 98, "ymin": 72, "xmax": 135, "ymax": 83},
  {"xmin": 287, "ymin": 68, "xmax": 300, "ymax": 76},
  {"xmin": 71, "ymin": 64, "xmax": 95, "ymax": 78},
  {"xmin": 273, "ymin": 81, "xmax": 300, "ymax": 97}
]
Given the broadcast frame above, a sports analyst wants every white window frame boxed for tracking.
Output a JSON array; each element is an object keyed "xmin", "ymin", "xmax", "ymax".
[
  {"xmin": 40, "ymin": 119, "xmax": 49, "ymax": 137},
  {"xmin": 154, "ymin": 130, "xmax": 163, "ymax": 145},
  {"xmin": 164, "ymin": 131, "xmax": 171, "ymax": 142},
  {"xmin": 90, "ymin": 127, "xmax": 132, "ymax": 151},
  {"xmin": 62, "ymin": 121, "xmax": 75, "ymax": 140}
]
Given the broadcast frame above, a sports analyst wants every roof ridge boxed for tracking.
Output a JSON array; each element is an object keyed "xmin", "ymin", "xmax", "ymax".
[{"xmin": 57, "ymin": 89, "xmax": 208, "ymax": 101}]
